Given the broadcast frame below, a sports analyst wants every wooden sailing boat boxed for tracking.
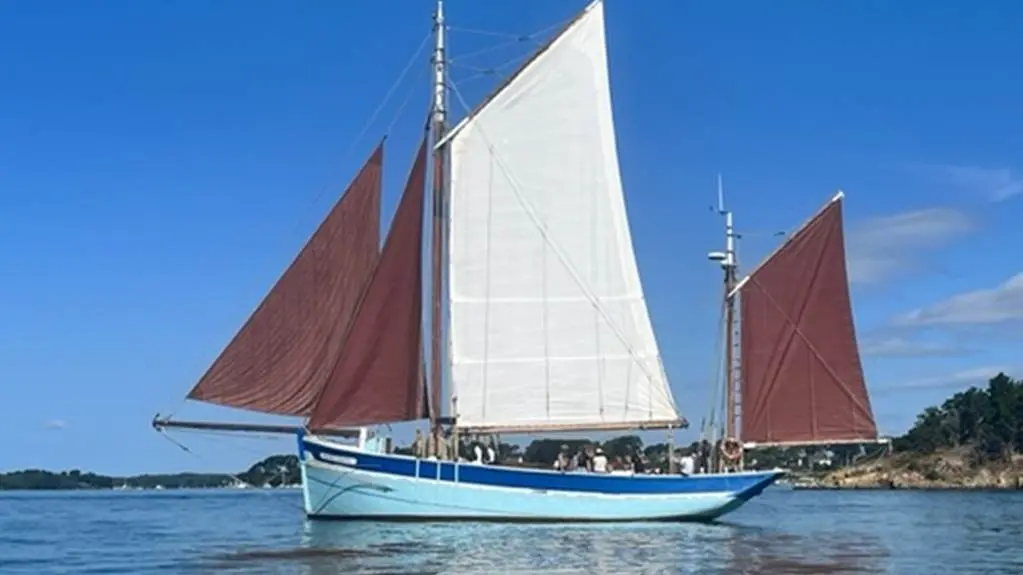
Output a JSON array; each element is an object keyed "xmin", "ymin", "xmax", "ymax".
[
  {"xmin": 711, "ymin": 188, "xmax": 886, "ymax": 471},
  {"xmin": 154, "ymin": 0, "xmax": 787, "ymax": 521}
]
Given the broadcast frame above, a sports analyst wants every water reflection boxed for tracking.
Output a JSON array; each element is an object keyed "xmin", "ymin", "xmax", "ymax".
[
  {"xmin": 208, "ymin": 517, "xmax": 890, "ymax": 574},
  {"xmin": 10, "ymin": 488, "xmax": 1023, "ymax": 574}
]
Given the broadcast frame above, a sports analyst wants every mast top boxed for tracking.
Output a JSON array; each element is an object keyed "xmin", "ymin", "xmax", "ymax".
[
  {"xmin": 707, "ymin": 174, "xmax": 738, "ymax": 273},
  {"xmin": 432, "ymin": 0, "xmax": 447, "ymax": 126},
  {"xmin": 716, "ymin": 173, "xmax": 726, "ymax": 214}
]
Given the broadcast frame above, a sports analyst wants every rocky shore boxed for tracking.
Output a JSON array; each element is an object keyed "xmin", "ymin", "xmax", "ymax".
[{"xmin": 796, "ymin": 449, "xmax": 1023, "ymax": 490}]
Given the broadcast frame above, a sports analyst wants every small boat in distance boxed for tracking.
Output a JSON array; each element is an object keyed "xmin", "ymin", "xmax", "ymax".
[{"xmin": 154, "ymin": 0, "xmax": 881, "ymax": 521}]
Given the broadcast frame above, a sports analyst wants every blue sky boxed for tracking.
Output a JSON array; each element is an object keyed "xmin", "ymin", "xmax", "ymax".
[{"xmin": 2, "ymin": 0, "xmax": 1021, "ymax": 475}]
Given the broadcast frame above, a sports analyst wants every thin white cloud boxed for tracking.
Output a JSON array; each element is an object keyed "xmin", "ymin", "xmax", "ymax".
[
  {"xmin": 876, "ymin": 366, "xmax": 1020, "ymax": 392},
  {"xmin": 45, "ymin": 419, "xmax": 67, "ymax": 430},
  {"xmin": 895, "ymin": 273, "xmax": 1023, "ymax": 326},
  {"xmin": 936, "ymin": 165, "xmax": 1023, "ymax": 202},
  {"xmin": 845, "ymin": 207, "xmax": 975, "ymax": 284},
  {"xmin": 860, "ymin": 336, "xmax": 968, "ymax": 358}
]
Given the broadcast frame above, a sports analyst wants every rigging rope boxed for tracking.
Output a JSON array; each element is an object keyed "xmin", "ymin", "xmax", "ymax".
[
  {"xmin": 452, "ymin": 39, "xmax": 533, "ymax": 65},
  {"xmin": 290, "ymin": 30, "xmax": 432, "ymax": 237},
  {"xmin": 446, "ymin": 19, "xmax": 568, "ymax": 85},
  {"xmin": 448, "ymin": 20, "xmax": 567, "ymax": 42},
  {"xmin": 704, "ymin": 295, "xmax": 728, "ymax": 442},
  {"xmin": 447, "ymin": 26, "xmax": 534, "ymax": 40},
  {"xmin": 449, "ymin": 55, "xmax": 528, "ymax": 85},
  {"xmin": 156, "ymin": 429, "xmax": 306, "ymax": 513}
]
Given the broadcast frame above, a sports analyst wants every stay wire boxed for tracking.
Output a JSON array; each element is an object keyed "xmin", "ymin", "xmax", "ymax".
[
  {"xmin": 157, "ymin": 429, "xmax": 306, "ymax": 513},
  {"xmin": 289, "ymin": 30, "xmax": 432, "ymax": 237}
]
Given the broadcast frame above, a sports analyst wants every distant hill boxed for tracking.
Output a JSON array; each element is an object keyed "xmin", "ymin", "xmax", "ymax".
[{"xmin": 0, "ymin": 454, "xmax": 300, "ymax": 490}]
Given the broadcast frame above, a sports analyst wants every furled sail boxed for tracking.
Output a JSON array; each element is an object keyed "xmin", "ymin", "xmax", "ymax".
[
  {"xmin": 307, "ymin": 137, "xmax": 430, "ymax": 430},
  {"xmin": 185, "ymin": 144, "xmax": 383, "ymax": 416},
  {"xmin": 738, "ymin": 193, "xmax": 878, "ymax": 445},
  {"xmin": 445, "ymin": 0, "xmax": 681, "ymax": 432}
]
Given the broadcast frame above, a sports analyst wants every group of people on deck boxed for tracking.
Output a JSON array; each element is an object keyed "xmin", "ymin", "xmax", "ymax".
[
  {"xmin": 552, "ymin": 443, "xmax": 707, "ymax": 475},
  {"xmin": 553, "ymin": 444, "xmax": 611, "ymax": 472},
  {"xmin": 407, "ymin": 425, "xmax": 717, "ymax": 475},
  {"xmin": 411, "ymin": 425, "xmax": 497, "ymax": 464}
]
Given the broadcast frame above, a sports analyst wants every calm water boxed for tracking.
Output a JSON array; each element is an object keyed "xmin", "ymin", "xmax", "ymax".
[{"xmin": 1, "ymin": 487, "xmax": 1021, "ymax": 574}]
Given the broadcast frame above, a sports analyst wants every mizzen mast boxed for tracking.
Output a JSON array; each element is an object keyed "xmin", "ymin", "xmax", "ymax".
[
  {"xmin": 429, "ymin": 0, "xmax": 451, "ymax": 427},
  {"xmin": 708, "ymin": 174, "xmax": 742, "ymax": 472}
]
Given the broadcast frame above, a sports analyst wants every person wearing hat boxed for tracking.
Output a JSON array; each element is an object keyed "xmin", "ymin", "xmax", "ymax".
[
  {"xmin": 554, "ymin": 444, "xmax": 570, "ymax": 471},
  {"xmin": 592, "ymin": 447, "xmax": 608, "ymax": 473}
]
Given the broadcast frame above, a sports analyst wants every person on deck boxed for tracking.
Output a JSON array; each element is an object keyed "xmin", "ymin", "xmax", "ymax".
[
  {"xmin": 471, "ymin": 437, "xmax": 484, "ymax": 464},
  {"xmin": 554, "ymin": 444, "xmax": 570, "ymax": 470},
  {"xmin": 485, "ymin": 440, "xmax": 497, "ymax": 464},
  {"xmin": 630, "ymin": 449, "xmax": 646, "ymax": 473},
  {"xmin": 699, "ymin": 440, "xmax": 711, "ymax": 474},
  {"xmin": 680, "ymin": 450, "xmax": 695, "ymax": 476},
  {"xmin": 592, "ymin": 447, "xmax": 608, "ymax": 473},
  {"xmin": 573, "ymin": 446, "xmax": 590, "ymax": 472},
  {"xmin": 424, "ymin": 428, "xmax": 437, "ymax": 459},
  {"xmin": 444, "ymin": 427, "xmax": 456, "ymax": 460},
  {"xmin": 427, "ymin": 424, "xmax": 449, "ymax": 460},
  {"xmin": 413, "ymin": 429, "xmax": 425, "ymax": 458}
]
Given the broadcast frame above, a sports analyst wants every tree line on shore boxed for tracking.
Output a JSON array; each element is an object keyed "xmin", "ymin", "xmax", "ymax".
[
  {"xmin": 0, "ymin": 455, "xmax": 300, "ymax": 490},
  {"xmin": 4, "ymin": 372, "xmax": 1018, "ymax": 489},
  {"xmin": 893, "ymin": 372, "xmax": 1022, "ymax": 463}
]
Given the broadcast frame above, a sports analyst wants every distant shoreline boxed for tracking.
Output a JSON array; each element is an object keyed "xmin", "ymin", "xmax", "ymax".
[
  {"xmin": 792, "ymin": 450, "xmax": 1023, "ymax": 491},
  {"xmin": 0, "ymin": 454, "xmax": 302, "ymax": 491},
  {"xmin": 792, "ymin": 483, "xmax": 1023, "ymax": 491}
]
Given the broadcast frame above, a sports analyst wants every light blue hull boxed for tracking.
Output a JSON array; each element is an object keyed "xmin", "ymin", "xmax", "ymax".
[{"xmin": 299, "ymin": 435, "xmax": 784, "ymax": 522}]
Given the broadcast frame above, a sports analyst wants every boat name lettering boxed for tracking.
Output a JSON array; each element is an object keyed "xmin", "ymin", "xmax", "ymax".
[{"xmin": 318, "ymin": 452, "xmax": 357, "ymax": 466}]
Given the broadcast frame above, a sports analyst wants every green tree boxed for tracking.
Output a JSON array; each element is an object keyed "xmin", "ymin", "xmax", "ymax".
[{"xmin": 893, "ymin": 372, "xmax": 1023, "ymax": 463}]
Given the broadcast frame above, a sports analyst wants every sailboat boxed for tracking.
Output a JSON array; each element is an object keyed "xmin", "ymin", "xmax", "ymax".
[{"xmin": 152, "ymin": 0, "xmax": 881, "ymax": 522}]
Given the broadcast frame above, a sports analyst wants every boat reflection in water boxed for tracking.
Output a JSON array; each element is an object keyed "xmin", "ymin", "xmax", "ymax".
[{"xmin": 245, "ymin": 515, "xmax": 889, "ymax": 575}]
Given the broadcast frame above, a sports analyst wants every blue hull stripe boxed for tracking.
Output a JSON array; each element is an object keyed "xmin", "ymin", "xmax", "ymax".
[{"xmin": 301, "ymin": 437, "xmax": 781, "ymax": 496}]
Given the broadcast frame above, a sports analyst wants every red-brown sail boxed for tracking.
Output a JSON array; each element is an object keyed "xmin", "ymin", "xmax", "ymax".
[
  {"xmin": 186, "ymin": 144, "xmax": 384, "ymax": 416},
  {"xmin": 308, "ymin": 137, "xmax": 429, "ymax": 430},
  {"xmin": 739, "ymin": 194, "xmax": 877, "ymax": 445}
]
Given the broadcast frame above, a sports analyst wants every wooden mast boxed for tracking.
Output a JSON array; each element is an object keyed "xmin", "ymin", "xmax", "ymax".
[
  {"xmin": 430, "ymin": 0, "xmax": 450, "ymax": 428},
  {"xmin": 714, "ymin": 174, "xmax": 741, "ymax": 472}
]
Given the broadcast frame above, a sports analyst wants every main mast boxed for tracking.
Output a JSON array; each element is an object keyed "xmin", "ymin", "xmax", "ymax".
[
  {"xmin": 709, "ymin": 175, "xmax": 741, "ymax": 472},
  {"xmin": 430, "ymin": 0, "xmax": 450, "ymax": 427}
]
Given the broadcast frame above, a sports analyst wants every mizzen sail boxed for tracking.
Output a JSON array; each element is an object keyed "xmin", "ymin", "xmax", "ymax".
[
  {"xmin": 738, "ymin": 193, "xmax": 877, "ymax": 445},
  {"xmin": 307, "ymin": 137, "xmax": 430, "ymax": 430},
  {"xmin": 186, "ymin": 144, "xmax": 383, "ymax": 417},
  {"xmin": 446, "ymin": 0, "xmax": 681, "ymax": 432}
]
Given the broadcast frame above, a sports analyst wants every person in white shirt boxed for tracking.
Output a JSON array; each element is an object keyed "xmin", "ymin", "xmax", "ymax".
[
  {"xmin": 592, "ymin": 448, "xmax": 608, "ymax": 473},
  {"xmin": 680, "ymin": 452, "xmax": 695, "ymax": 476}
]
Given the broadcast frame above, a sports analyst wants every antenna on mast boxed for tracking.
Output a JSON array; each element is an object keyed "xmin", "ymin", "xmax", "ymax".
[
  {"xmin": 432, "ymin": 0, "xmax": 447, "ymax": 127},
  {"xmin": 716, "ymin": 173, "xmax": 725, "ymax": 214},
  {"xmin": 707, "ymin": 173, "xmax": 737, "ymax": 272}
]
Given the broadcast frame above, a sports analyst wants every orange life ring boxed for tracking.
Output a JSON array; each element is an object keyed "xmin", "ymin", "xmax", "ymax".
[{"xmin": 720, "ymin": 438, "xmax": 742, "ymax": 461}]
